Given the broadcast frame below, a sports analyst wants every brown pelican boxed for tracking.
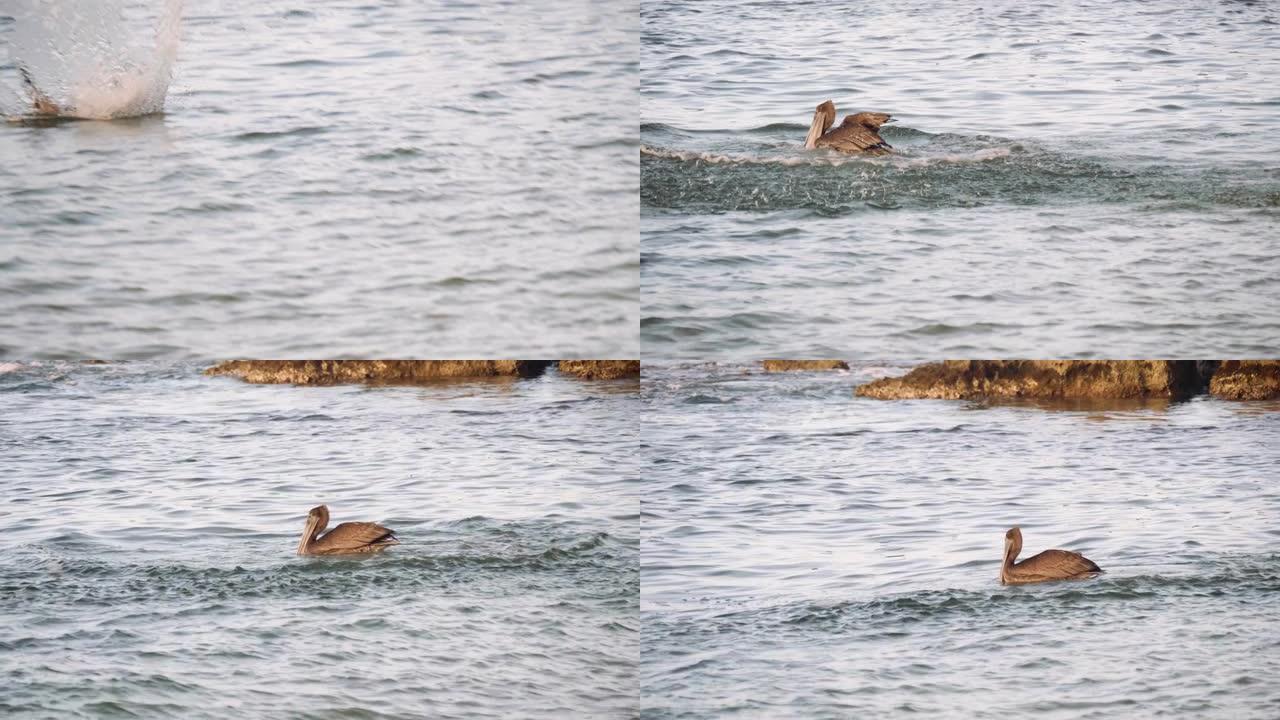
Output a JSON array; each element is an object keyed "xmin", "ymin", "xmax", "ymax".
[
  {"xmin": 1000, "ymin": 527, "xmax": 1101, "ymax": 584},
  {"xmin": 803, "ymin": 100, "xmax": 894, "ymax": 155},
  {"xmin": 19, "ymin": 67, "xmax": 62, "ymax": 117},
  {"xmin": 297, "ymin": 504, "xmax": 399, "ymax": 556}
]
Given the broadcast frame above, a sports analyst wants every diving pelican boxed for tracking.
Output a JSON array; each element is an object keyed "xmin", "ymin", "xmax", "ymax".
[
  {"xmin": 297, "ymin": 504, "xmax": 399, "ymax": 556},
  {"xmin": 803, "ymin": 100, "xmax": 894, "ymax": 155},
  {"xmin": 1000, "ymin": 527, "xmax": 1101, "ymax": 584},
  {"xmin": 19, "ymin": 67, "xmax": 62, "ymax": 117}
]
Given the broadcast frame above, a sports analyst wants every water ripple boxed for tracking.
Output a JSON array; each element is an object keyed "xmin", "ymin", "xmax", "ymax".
[
  {"xmin": 0, "ymin": 362, "xmax": 640, "ymax": 718},
  {"xmin": 0, "ymin": 0, "xmax": 639, "ymax": 358},
  {"xmin": 641, "ymin": 362, "xmax": 1280, "ymax": 718}
]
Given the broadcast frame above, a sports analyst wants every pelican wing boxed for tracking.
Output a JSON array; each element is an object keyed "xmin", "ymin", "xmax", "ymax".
[
  {"xmin": 816, "ymin": 124, "xmax": 891, "ymax": 155},
  {"xmin": 1013, "ymin": 549, "xmax": 1101, "ymax": 580},
  {"xmin": 312, "ymin": 522, "xmax": 399, "ymax": 554}
]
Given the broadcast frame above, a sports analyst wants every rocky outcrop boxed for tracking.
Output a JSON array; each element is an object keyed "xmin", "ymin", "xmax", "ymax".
[
  {"xmin": 761, "ymin": 360, "xmax": 850, "ymax": 372},
  {"xmin": 855, "ymin": 360, "xmax": 1205, "ymax": 400},
  {"xmin": 1208, "ymin": 360, "xmax": 1280, "ymax": 400},
  {"xmin": 205, "ymin": 360, "xmax": 552, "ymax": 385},
  {"xmin": 557, "ymin": 360, "xmax": 641, "ymax": 380}
]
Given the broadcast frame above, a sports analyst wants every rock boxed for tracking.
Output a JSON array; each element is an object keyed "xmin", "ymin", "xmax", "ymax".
[
  {"xmin": 1208, "ymin": 360, "xmax": 1280, "ymax": 400},
  {"xmin": 557, "ymin": 360, "xmax": 641, "ymax": 380},
  {"xmin": 761, "ymin": 360, "xmax": 850, "ymax": 372},
  {"xmin": 204, "ymin": 360, "xmax": 551, "ymax": 385},
  {"xmin": 855, "ymin": 360, "xmax": 1204, "ymax": 400}
]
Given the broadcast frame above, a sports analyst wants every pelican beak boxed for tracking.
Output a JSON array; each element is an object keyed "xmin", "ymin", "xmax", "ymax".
[
  {"xmin": 297, "ymin": 515, "xmax": 319, "ymax": 555},
  {"xmin": 804, "ymin": 109, "xmax": 826, "ymax": 149},
  {"xmin": 884, "ymin": 117, "xmax": 897, "ymax": 124}
]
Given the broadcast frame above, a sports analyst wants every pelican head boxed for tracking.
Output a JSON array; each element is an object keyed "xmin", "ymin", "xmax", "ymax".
[
  {"xmin": 1003, "ymin": 526, "xmax": 1023, "ymax": 565},
  {"xmin": 846, "ymin": 112, "xmax": 894, "ymax": 129},
  {"xmin": 297, "ymin": 504, "xmax": 330, "ymax": 555},
  {"xmin": 804, "ymin": 100, "xmax": 837, "ymax": 149}
]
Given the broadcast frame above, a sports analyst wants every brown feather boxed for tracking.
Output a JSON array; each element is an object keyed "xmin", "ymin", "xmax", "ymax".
[
  {"xmin": 298, "ymin": 505, "xmax": 399, "ymax": 556},
  {"xmin": 1000, "ymin": 527, "xmax": 1100, "ymax": 584},
  {"xmin": 1004, "ymin": 549, "xmax": 1101, "ymax": 584},
  {"xmin": 819, "ymin": 117, "xmax": 890, "ymax": 155},
  {"xmin": 806, "ymin": 101, "xmax": 894, "ymax": 155},
  {"xmin": 311, "ymin": 522, "xmax": 398, "ymax": 554},
  {"xmin": 816, "ymin": 124, "xmax": 892, "ymax": 155}
]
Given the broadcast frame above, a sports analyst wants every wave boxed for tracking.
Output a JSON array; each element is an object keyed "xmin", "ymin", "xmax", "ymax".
[
  {"xmin": 0, "ymin": 531, "xmax": 628, "ymax": 606},
  {"xmin": 641, "ymin": 143, "xmax": 1012, "ymax": 169},
  {"xmin": 640, "ymin": 127, "xmax": 1280, "ymax": 213},
  {"xmin": 660, "ymin": 553, "xmax": 1280, "ymax": 638},
  {"xmin": 642, "ymin": 121, "xmax": 936, "ymax": 138}
]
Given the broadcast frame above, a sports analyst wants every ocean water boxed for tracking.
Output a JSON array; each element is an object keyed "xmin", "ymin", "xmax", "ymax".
[
  {"xmin": 0, "ymin": 361, "xmax": 639, "ymax": 718},
  {"xmin": 0, "ymin": 0, "xmax": 638, "ymax": 359},
  {"xmin": 641, "ymin": 363, "xmax": 1280, "ymax": 719},
  {"xmin": 641, "ymin": 0, "xmax": 1280, "ymax": 357}
]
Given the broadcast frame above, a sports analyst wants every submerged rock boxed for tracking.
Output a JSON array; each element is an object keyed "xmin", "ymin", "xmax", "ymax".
[
  {"xmin": 1208, "ymin": 360, "xmax": 1280, "ymax": 400},
  {"xmin": 855, "ymin": 360, "xmax": 1204, "ymax": 400},
  {"xmin": 761, "ymin": 360, "xmax": 850, "ymax": 372},
  {"xmin": 557, "ymin": 360, "xmax": 641, "ymax": 380},
  {"xmin": 205, "ymin": 360, "xmax": 552, "ymax": 385}
]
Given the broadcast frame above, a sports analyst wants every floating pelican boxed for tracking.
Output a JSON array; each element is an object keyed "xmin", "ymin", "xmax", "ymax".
[
  {"xmin": 297, "ymin": 504, "xmax": 399, "ymax": 556},
  {"xmin": 803, "ymin": 100, "xmax": 894, "ymax": 155},
  {"xmin": 1000, "ymin": 527, "xmax": 1101, "ymax": 584}
]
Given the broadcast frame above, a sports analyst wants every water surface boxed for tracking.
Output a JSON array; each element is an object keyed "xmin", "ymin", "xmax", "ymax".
[
  {"xmin": 0, "ymin": 0, "xmax": 638, "ymax": 358},
  {"xmin": 0, "ymin": 361, "xmax": 639, "ymax": 718},
  {"xmin": 642, "ymin": 1, "xmax": 1280, "ymax": 357},
  {"xmin": 642, "ymin": 362, "xmax": 1280, "ymax": 718}
]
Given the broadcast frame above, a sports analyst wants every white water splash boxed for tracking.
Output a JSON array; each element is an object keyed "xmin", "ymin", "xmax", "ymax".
[
  {"xmin": 641, "ymin": 144, "xmax": 1013, "ymax": 168},
  {"xmin": 7, "ymin": 0, "xmax": 184, "ymax": 119},
  {"xmin": 891, "ymin": 146, "xmax": 1013, "ymax": 168}
]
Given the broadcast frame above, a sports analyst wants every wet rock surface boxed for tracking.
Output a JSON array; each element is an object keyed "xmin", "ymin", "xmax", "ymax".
[
  {"xmin": 1208, "ymin": 360, "xmax": 1280, "ymax": 400},
  {"xmin": 557, "ymin": 360, "xmax": 641, "ymax": 380},
  {"xmin": 761, "ymin": 360, "xmax": 850, "ymax": 372},
  {"xmin": 856, "ymin": 360, "xmax": 1204, "ymax": 400},
  {"xmin": 205, "ymin": 360, "xmax": 551, "ymax": 385}
]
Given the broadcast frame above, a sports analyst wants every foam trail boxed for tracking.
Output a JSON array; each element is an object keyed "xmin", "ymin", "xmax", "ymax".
[
  {"xmin": 9, "ymin": 0, "xmax": 184, "ymax": 119},
  {"xmin": 640, "ymin": 144, "xmax": 1013, "ymax": 168}
]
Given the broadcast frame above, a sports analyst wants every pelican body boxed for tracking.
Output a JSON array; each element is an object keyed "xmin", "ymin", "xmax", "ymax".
[
  {"xmin": 803, "ymin": 100, "xmax": 894, "ymax": 155},
  {"xmin": 1000, "ymin": 527, "xmax": 1100, "ymax": 584},
  {"xmin": 297, "ymin": 505, "xmax": 399, "ymax": 556}
]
